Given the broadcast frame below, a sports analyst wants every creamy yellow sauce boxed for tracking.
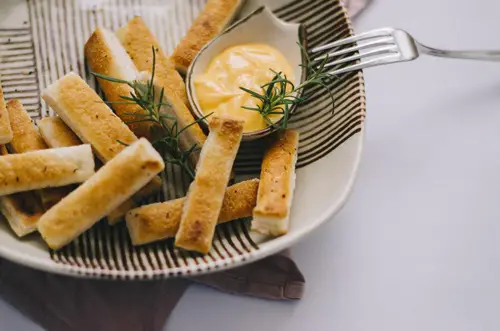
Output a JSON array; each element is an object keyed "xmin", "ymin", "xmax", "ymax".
[{"xmin": 194, "ymin": 43, "xmax": 295, "ymax": 133}]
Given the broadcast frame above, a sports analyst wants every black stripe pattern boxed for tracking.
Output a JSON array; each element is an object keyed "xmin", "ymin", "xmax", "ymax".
[
  {"xmin": 13, "ymin": 0, "xmax": 365, "ymax": 278},
  {"xmin": 235, "ymin": 0, "xmax": 366, "ymax": 173},
  {"xmin": 0, "ymin": 27, "xmax": 40, "ymax": 116}
]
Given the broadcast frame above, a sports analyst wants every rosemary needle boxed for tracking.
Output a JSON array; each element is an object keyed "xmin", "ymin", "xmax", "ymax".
[
  {"xmin": 240, "ymin": 43, "xmax": 334, "ymax": 130},
  {"xmin": 92, "ymin": 46, "xmax": 209, "ymax": 180}
]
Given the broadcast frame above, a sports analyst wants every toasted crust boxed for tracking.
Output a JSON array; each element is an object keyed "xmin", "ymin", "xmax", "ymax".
[
  {"xmin": 171, "ymin": 0, "xmax": 242, "ymax": 73},
  {"xmin": 0, "ymin": 146, "xmax": 44, "ymax": 237},
  {"xmin": 7, "ymin": 99, "xmax": 48, "ymax": 153},
  {"xmin": 116, "ymin": 17, "xmax": 189, "ymax": 106},
  {"xmin": 42, "ymin": 73, "xmax": 161, "ymax": 214},
  {"xmin": 0, "ymin": 191, "xmax": 44, "ymax": 237},
  {"xmin": 128, "ymin": 199, "xmax": 183, "ymax": 245},
  {"xmin": 126, "ymin": 179, "xmax": 259, "ymax": 245},
  {"xmin": 6, "ymin": 107, "xmax": 79, "ymax": 210},
  {"xmin": 84, "ymin": 28, "xmax": 151, "ymax": 138},
  {"xmin": 105, "ymin": 175, "xmax": 163, "ymax": 225},
  {"xmin": 252, "ymin": 130, "xmax": 298, "ymax": 236},
  {"xmin": 0, "ymin": 88, "xmax": 13, "ymax": 144},
  {"xmin": 0, "ymin": 144, "xmax": 95, "ymax": 196},
  {"xmin": 175, "ymin": 116, "xmax": 244, "ymax": 253},
  {"xmin": 118, "ymin": 16, "xmax": 208, "ymax": 161},
  {"xmin": 42, "ymin": 72, "xmax": 138, "ymax": 163},
  {"xmin": 218, "ymin": 179, "xmax": 259, "ymax": 221},
  {"xmin": 36, "ymin": 111, "xmax": 155, "ymax": 218},
  {"xmin": 35, "ymin": 115, "xmax": 157, "ymax": 222},
  {"xmin": 37, "ymin": 117, "xmax": 82, "ymax": 148},
  {"xmin": 38, "ymin": 139, "xmax": 165, "ymax": 250},
  {"xmin": 106, "ymin": 198, "xmax": 136, "ymax": 225}
]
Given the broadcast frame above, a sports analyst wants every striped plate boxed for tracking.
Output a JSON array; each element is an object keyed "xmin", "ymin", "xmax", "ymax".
[{"xmin": 0, "ymin": 0, "xmax": 365, "ymax": 279}]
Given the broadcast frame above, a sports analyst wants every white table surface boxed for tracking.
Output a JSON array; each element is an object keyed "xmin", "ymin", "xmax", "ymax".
[{"xmin": 3, "ymin": 0, "xmax": 500, "ymax": 329}]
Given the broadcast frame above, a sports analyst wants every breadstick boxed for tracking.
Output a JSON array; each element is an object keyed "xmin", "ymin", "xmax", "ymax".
[
  {"xmin": 38, "ymin": 138, "xmax": 164, "ymax": 249},
  {"xmin": 42, "ymin": 72, "xmax": 137, "ymax": 163},
  {"xmin": 7, "ymin": 101, "xmax": 80, "ymax": 210},
  {"xmin": 0, "ymin": 191, "xmax": 44, "ymax": 237},
  {"xmin": 136, "ymin": 71, "xmax": 206, "ymax": 166},
  {"xmin": 37, "ymin": 117, "xmax": 82, "ymax": 148},
  {"xmin": 0, "ymin": 144, "xmax": 95, "ymax": 196},
  {"xmin": 175, "ymin": 116, "xmax": 244, "ymax": 253},
  {"xmin": 36, "ymin": 117, "xmax": 152, "ymax": 222},
  {"xmin": 84, "ymin": 28, "xmax": 151, "ymax": 138},
  {"xmin": 35, "ymin": 117, "xmax": 84, "ymax": 209},
  {"xmin": 252, "ymin": 130, "xmax": 299, "ymax": 236},
  {"xmin": 6, "ymin": 99, "xmax": 47, "ymax": 153},
  {"xmin": 116, "ymin": 16, "xmax": 189, "ymax": 106},
  {"xmin": 117, "ymin": 17, "xmax": 206, "ymax": 162},
  {"xmin": 0, "ymin": 88, "xmax": 13, "ymax": 144},
  {"xmin": 126, "ymin": 179, "xmax": 258, "ymax": 245},
  {"xmin": 0, "ymin": 145, "xmax": 43, "ymax": 237},
  {"xmin": 171, "ymin": 0, "xmax": 242, "ymax": 73},
  {"xmin": 106, "ymin": 198, "xmax": 136, "ymax": 225},
  {"xmin": 42, "ymin": 73, "xmax": 162, "ymax": 219}
]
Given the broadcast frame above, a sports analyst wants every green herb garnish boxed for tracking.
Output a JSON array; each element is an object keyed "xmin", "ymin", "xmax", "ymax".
[
  {"xmin": 240, "ymin": 43, "xmax": 334, "ymax": 130},
  {"xmin": 92, "ymin": 46, "xmax": 209, "ymax": 180}
]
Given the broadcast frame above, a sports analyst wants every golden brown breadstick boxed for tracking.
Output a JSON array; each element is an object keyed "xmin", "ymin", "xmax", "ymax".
[
  {"xmin": 42, "ymin": 73, "xmax": 162, "ymax": 219},
  {"xmin": 7, "ymin": 101, "xmax": 78, "ymax": 209},
  {"xmin": 0, "ymin": 88, "xmax": 13, "ymax": 144},
  {"xmin": 0, "ymin": 144, "xmax": 95, "ymax": 196},
  {"xmin": 6, "ymin": 99, "xmax": 47, "ymax": 153},
  {"xmin": 106, "ymin": 198, "xmax": 136, "ymax": 225},
  {"xmin": 107, "ymin": 173, "xmax": 166, "ymax": 225},
  {"xmin": 37, "ymin": 117, "xmax": 82, "ymax": 148},
  {"xmin": 171, "ymin": 0, "xmax": 242, "ymax": 73},
  {"xmin": 136, "ymin": 71, "xmax": 206, "ymax": 166},
  {"xmin": 126, "ymin": 179, "xmax": 259, "ymax": 245},
  {"xmin": 175, "ymin": 116, "xmax": 244, "ymax": 253},
  {"xmin": 84, "ymin": 28, "xmax": 151, "ymax": 138},
  {"xmin": 42, "ymin": 72, "xmax": 137, "ymax": 162},
  {"xmin": 35, "ymin": 117, "xmax": 83, "ymax": 209},
  {"xmin": 36, "ymin": 116, "xmax": 153, "ymax": 221},
  {"xmin": 252, "ymin": 130, "xmax": 299, "ymax": 236},
  {"xmin": 116, "ymin": 16, "xmax": 189, "ymax": 106},
  {"xmin": 38, "ymin": 138, "xmax": 164, "ymax": 250},
  {"xmin": 117, "ymin": 18, "xmax": 206, "ymax": 163}
]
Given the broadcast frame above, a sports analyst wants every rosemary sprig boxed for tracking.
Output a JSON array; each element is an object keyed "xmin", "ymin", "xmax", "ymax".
[
  {"xmin": 92, "ymin": 46, "xmax": 208, "ymax": 180},
  {"xmin": 240, "ymin": 43, "xmax": 334, "ymax": 130}
]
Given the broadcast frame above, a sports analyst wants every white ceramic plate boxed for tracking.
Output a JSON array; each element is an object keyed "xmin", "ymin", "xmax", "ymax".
[{"xmin": 0, "ymin": 0, "xmax": 365, "ymax": 279}]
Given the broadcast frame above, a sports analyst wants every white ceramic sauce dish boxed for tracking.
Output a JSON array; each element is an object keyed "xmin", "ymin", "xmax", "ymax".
[{"xmin": 186, "ymin": 6, "xmax": 307, "ymax": 141}]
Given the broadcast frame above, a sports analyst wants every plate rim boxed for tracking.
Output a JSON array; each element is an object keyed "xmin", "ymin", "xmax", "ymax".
[{"xmin": 0, "ymin": 0, "xmax": 366, "ymax": 279}]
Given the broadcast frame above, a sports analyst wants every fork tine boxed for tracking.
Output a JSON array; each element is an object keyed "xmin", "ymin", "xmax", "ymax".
[
  {"xmin": 313, "ymin": 37, "xmax": 395, "ymax": 62},
  {"xmin": 327, "ymin": 53, "xmax": 401, "ymax": 76},
  {"xmin": 311, "ymin": 28, "xmax": 394, "ymax": 53},
  {"xmin": 323, "ymin": 45, "xmax": 399, "ymax": 69}
]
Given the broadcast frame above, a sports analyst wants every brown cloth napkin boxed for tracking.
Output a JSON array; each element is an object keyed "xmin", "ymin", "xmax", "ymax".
[
  {"xmin": 0, "ymin": 252, "xmax": 303, "ymax": 331},
  {"xmin": 0, "ymin": 1, "xmax": 369, "ymax": 330}
]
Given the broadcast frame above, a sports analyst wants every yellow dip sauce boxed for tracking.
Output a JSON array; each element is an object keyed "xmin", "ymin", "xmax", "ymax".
[{"xmin": 194, "ymin": 43, "xmax": 295, "ymax": 133}]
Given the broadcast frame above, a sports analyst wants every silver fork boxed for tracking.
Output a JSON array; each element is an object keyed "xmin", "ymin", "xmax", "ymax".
[{"xmin": 311, "ymin": 27, "xmax": 500, "ymax": 75}]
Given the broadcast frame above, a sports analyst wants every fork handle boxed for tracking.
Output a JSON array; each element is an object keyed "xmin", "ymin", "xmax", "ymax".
[{"xmin": 417, "ymin": 43, "xmax": 500, "ymax": 61}]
